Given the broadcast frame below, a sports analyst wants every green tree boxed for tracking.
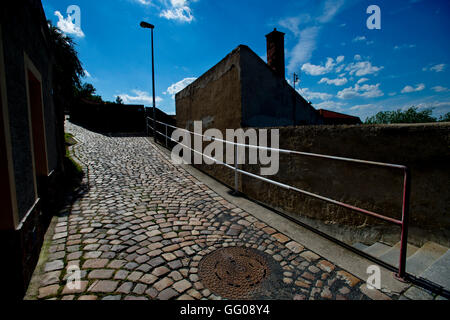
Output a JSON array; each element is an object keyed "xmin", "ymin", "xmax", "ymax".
[
  {"xmin": 47, "ymin": 21, "xmax": 85, "ymax": 172},
  {"xmin": 75, "ymin": 83, "xmax": 103, "ymax": 103},
  {"xmin": 115, "ymin": 96, "xmax": 124, "ymax": 104},
  {"xmin": 365, "ymin": 107, "xmax": 437, "ymax": 124},
  {"xmin": 48, "ymin": 21, "xmax": 84, "ymax": 111},
  {"xmin": 438, "ymin": 112, "xmax": 450, "ymax": 122}
]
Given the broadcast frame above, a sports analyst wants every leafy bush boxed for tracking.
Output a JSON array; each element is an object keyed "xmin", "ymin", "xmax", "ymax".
[{"xmin": 365, "ymin": 107, "xmax": 444, "ymax": 124}]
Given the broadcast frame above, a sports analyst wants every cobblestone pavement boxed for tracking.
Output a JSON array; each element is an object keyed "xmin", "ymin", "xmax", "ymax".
[{"xmin": 26, "ymin": 121, "xmax": 393, "ymax": 301}]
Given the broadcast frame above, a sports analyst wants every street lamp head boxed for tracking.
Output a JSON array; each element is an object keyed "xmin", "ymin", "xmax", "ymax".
[{"xmin": 140, "ymin": 21, "xmax": 154, "ymax": 29}]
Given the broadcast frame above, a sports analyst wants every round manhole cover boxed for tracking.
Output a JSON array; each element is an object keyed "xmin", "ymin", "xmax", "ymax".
[{"xmin": 198, "ymin": 247, "xmax": 271, "ymax": 299}]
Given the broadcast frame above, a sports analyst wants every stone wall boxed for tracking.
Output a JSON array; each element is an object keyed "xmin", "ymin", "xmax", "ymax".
[
  {"xmin": 176, "ymin": 47, "xmax": 243, "ymax": 132},
  {"xmin": 196, "ymin": 123, "xmax": 450, "ymax": 247}
]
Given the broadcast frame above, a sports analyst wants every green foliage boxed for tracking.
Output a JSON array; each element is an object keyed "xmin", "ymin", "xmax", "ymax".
[
  {"xmin": 48, "ymin": 21, "xmax": 104, "ymax": 108},
  {"xmin": 48, "ymin": 21, "xmax": 84, "ymax": 110},
  {"xmin": 365, "ymin": 107, "xmax": 438, "ymax": 124},
  {"xmin": 75, "ymin": 83, "xmax": 103, "ymax": 103},
  {"xmin": 438, "ymin": 112, "xmax": 450, "ymax": 122},
  {"xmin": 115, "ymin": 96, "xmax": 124, "ymax": 104}
]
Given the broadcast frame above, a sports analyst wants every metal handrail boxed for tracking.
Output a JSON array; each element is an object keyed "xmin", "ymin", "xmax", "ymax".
[{"xmin": 145, "ymin": 116, "xmax": 411, "ymax": 280}]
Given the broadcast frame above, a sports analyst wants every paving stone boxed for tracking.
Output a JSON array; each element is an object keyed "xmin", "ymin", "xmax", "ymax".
[
  {"xmin": 102, "ymin": 295, "xmax": 122, "ymax": 300},
  {"xmin": 140, "ymin": 274, "xmax": 158, "ymax": 285},
  {"xmin": 154, "ymin": 278, "xmax": 174, "ymax": 292},
  {"xmin": 61, "ymin": 281, "xmax": 88, "ymax": 295},
  {"xmin": 124, "ymin": 296, "xmax": 149, "ymax": 300},
  {"xmin": 116, "ymin": 282, "xmax": 133, "ymax": 294},
  {"xmin": 286, "ymin": 241, "xmax": 304, "ymax": 253},
  {"xmin": 114, "ymin": 270, "xmax": 130, "ymax": 280},
  {"xmin": 38, "ymin": 285, "xmax": 60, "ymax": 299},
  {"xmin": 107, "ymin": 260, "xmax": 127, "ymax": 269},
  {"xmin": 40, "ymin": 271, "xmax": 61, "ymax": 286},
  {"xmin": 82, "ymin": 259, "xmax": 109, "ymax": 269},
  {"xmin": 89, "ymin": 280, "xmax": 119, "ymax": 293},
  {"xmin": 157, "ymin": 288, "xmax": 178, "ymax": 300},
  {"xmin": 300, "ymin": 251, "xmax": 321, "ymax": 262},
  {"xmin": 127, "ymin": 271, "xmax": 143, "ymax": 282},
  {"xmin": 336, "ymin": 271, "xmax": 361, "ymax": 287},
  {"xmin": 360, "ymin": 284, "xmax": 392, "ymax": 300},
  {"xmin": 403, "ymin": 286, "xmax": 434, "ymax": 301},
  {"xmin": 170, "ymin": 271, "xmax": 183, "ymax": 281},
  {"xmin": 177, "ymin": 294, "xmax": 195, "ymax": 300},
  {"xmin": 173, "ymin": 280, "xmax": 192, "ymax": 293},
  {"xmin": 152, "ymin": 266, "xmax": 170, "ymax": 277},
  {"xmin": 44, "ymin": 260, "xmax": 64, "ymax": 272},
  {"xmin": 88, "ymin": 269, "xmax": 115, "ymax": 279},
  {"xmin": 145, "ymin": 288, "xmax": 159, "ymax": 299},
  {"xmin": 149, "ymin": 257, "xmax": 165, "ymax": 267},
  {"xmin": 133, "ymin": 283, "xmax": 147, "ymax": 295},
  {"xmin": 78, "ymin": 295, "xmax": 98, "ymax": 300},
  {"xmin": 317, "ymin": 260, "xmax": 335, "ymax": 273},
  {"xmin": 168, "ymin": 260, "xmax": 183, "ymax": 270},
  {"xmin": 84, "ymin": 251, "xmax": 103, "ymax": 259}
]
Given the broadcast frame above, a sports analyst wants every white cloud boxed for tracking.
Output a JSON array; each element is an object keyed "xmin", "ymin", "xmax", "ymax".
[
  {"xmin": 394, "ymin": 44, "xmax": 416, "ymax": 50},
  {"xmin": 352, "ymin": 36, "xmax": 366, "ymax": 42},
  {"xmin": 285, "ymin": 1, "xmax": 345, "ymax": 73},
  {"xmin": 301, "ymin": 56, "xmax": 344, "ymax": 76},
  {"xmin": 136, "ymin": 0, "xmax": 197, "ymax": 22},
  {"xmin": 117, "ymin": 90, "xmax": 163, "ymax": 105},
  {"xmin": 401, "ymin": 83, "xmax": 426, "ymax": 93},
  {"xmin": 279, "ymin": 15, "xmax": 311, "ymax": 37},
  {"xmin": 165, "ymin": 77, "xmax": 197, "ymax": 98},
  {"xmin": 319, "ymin": 77, "xmax": 348, "ymax": 86},
  {"xmin": 337, "ymin": 83, "xmax": 384, "ymax": 99},
  {"xmin": 135, "ymin": 0, "xmax": 153, "ymax": 5},
  {"xmin": 430, "ymin": 64, "xmax": 446, "ymax": 72},
  {"xmin": 83, "ymin": 70, "xmax": 91, "ymax": 78},
  {"xmin": 345, "ymin": 61, "xmax": 384, "ymax": 77},
  {"xmin": 287, "ymin": 27, "xmax": 320, "ymax": 73},
  {"xmin": 159, "ymin": 0, "xmax": 196, "ymax": 23},
  {"xmin": 350, "ymin": 104, "xmax": 377, "ymax": 111},
  {"xmin": 432, "ymin": 86, "xmax": 450, "ymax": 93},
  {"xmin": 314, "ymin": 100, "xmax": 346, "ymax": 111},
  {"xmin": 357, "ymin": 77, "xmax": 369, "ymax": 84},
  {"xmin": 54, "ymin": 11, "xmax": 85, "ymax": 38},
  {"xmin": 317, "ymin": 0, "xmax": 345, "ymax": 23},
  {"xmin": 354, "ymin": 54, "xmax": 362, "ymax": 61},
  {"xmin": 298, "ymin": 88, "xmax": 333, "ymax": 101},
  {"xmin": 423, "ymin": 64, "xmax": 446, "ymax": 72}
]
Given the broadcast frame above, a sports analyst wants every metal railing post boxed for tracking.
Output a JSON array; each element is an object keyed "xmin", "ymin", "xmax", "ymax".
[
  {"xmin": 165, "ymin": 124, "xmax": 168, "ymax": 148},
  {"xmin": 234, "ymin": 143, "xmax": 239, "ymax": 195},
  {"xmin": 397, "ymin": 167, "xmax": 411, "ymax": 280},
  {"xmin": 153, "ymin": 107, "xmax": 156, "ymax": 143}
]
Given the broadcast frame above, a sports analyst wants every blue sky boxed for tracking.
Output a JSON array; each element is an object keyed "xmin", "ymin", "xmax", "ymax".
[{"xmin": 42, "ymin": 0, "xmax": 450, "ymax": 120}]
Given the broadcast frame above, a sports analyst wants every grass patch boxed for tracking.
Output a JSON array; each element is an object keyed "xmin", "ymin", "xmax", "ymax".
[{"xmin": 64, "ymin": 132, "xmax": 84, "ymax": 186}]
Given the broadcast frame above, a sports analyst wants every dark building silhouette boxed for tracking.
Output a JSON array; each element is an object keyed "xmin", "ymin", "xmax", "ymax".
[
  {"xmin": 176, "ymin": 31, "xmax": 323, "ymax": 131},
  {"xmin": 0, "ymin": 0, "xmax": 66, "ymax": 299},
  {"xmin": 266, "ymin": 28, "xmax": 286, "ymax": 79},
  {"xmin": 176, "ymin": 28, "xmax": 362, "ymax": 131},
  {"xmin": 318, "ymin": 109, "xmax": 362, "ymax": 125}
]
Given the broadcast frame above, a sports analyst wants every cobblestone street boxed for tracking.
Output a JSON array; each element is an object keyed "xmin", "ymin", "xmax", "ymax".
[{"xmin": 25, "ymin": 121, "xmax": 391, "ymax": 301}]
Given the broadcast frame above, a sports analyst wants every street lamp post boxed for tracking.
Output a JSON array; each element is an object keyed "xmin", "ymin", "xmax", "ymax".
[{"xmin": 140, "ymin": 21, "xmax": 156, "ymax": 142}]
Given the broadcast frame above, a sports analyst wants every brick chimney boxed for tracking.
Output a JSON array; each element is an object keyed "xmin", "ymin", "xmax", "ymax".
[{"xmin": 265, "ymin": 28, "xmax": 285, "ymax": 79}]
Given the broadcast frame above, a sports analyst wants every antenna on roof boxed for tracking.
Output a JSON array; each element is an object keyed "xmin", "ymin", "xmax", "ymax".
[{"xmin": 293, "ymin": 72, "xmax": 300, "ymax": 90}]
